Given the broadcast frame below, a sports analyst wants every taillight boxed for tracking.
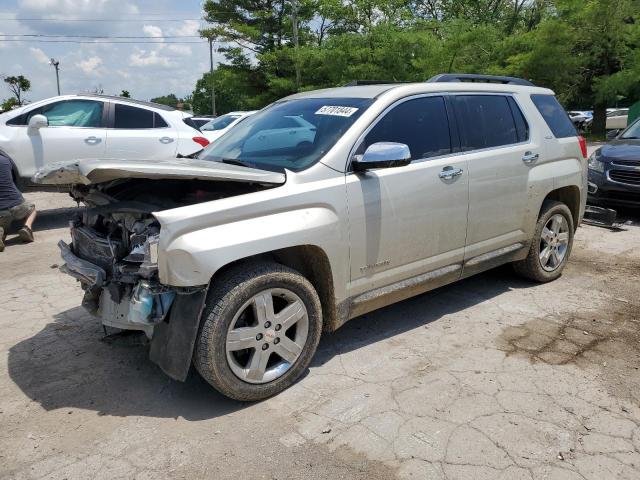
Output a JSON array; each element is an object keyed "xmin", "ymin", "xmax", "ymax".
[
  {"xmin": 578, "ymin": 136, "xmax": 587, "ymax": 159},
  {"xmin": 192, "ymin": 136, "xmax": 209, "ymax": 148}
]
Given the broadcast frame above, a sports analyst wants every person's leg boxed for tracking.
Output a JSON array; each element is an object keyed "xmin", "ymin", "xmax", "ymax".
[
  {"xmin": 0, "ymin": 212, "xmax": 10, "ymax": 252},
  {"xmin": 18, "ymin": 208, "xmax": 36, "ymax": 243},
  {"xmin": 10, "ymin": 202, "xmax": 36, "ymax": 243}
]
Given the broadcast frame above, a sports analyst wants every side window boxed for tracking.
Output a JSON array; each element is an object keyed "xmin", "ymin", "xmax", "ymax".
[
  {"xmin": 453, "ymin": 95, "xmax": 519, "ymax": 150},
  {"xmin": 8, "ymin": 100, "xmax": 104, "ymax": 127},
  {"xmin": 361, "ymin": 96, "xmax": 451, "ymax": 160},
  {"xmin": 530, "ymin": 94, "xmax": 576, "ymax": 138},
  {"xmin": 507, "ymin": 97, "xmax": 529, "ymax": 142},
  {"xmin": 154, "ymin": 113, "xmax": 168, "ymax": 128},
  {"xmin": 114, "ymin": 104, "xmax": 155, "ymax": 129}
]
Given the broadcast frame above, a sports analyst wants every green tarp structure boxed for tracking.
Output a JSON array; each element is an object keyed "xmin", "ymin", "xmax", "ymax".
[{"xmin": 629, "ymin": 101, "xmax": 640, "ymax": 125}]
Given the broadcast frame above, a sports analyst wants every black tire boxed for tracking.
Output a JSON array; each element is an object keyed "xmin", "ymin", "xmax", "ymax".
[
  {"xmin": 513, "ymin": 200, "xmax": 575, "ymax": 282},
  {"xmin": 194, "ymin": 261, "xmax": 322, "ymax": 401}
]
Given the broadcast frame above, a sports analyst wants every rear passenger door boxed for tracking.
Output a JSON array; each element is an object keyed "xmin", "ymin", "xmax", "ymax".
[
  {"xmin": 105, "ymin": 103, "xmax": 178, "ymax": 159},
  {"xmin": 346, "ymin": 95, "xmax": 469, "ymax": 295},
  {"xmin": 452, "ymin": 94, "xmax": 536, "ymax": 265}
]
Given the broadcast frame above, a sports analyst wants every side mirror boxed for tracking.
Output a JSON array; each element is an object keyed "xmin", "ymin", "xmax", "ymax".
[
  {"xmin": 28, "ymin": 114, "xmax": 48, "ymax": 129},
  {"xmin": 352, "ymin": 142, "xmax": 411, "ymax": 171}
]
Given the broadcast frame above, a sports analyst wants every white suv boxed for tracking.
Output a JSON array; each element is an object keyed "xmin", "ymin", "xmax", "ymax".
[
  {"xmin": 199, "ymin": 111, "xmax": 256, "ymax": 143},
  {"xmin": 0, "ymin": 95, "xmax": 208, "ymax": 189},
  {"xmin": 37, "ymin": 74, "xmax": 587, "ymax": 401}
]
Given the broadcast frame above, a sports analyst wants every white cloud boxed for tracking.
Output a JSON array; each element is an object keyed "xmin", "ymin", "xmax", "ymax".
[
  {"xmin": 18, "ymin": 0, "xmax": 139, "ymax": 18},
  {"xmin": 129, "ymin": 50, "xmax": 171, "ymax": 67},
  {"xmin": 6, "ymin": 2, "xmax": 218, "ymax": 102},
  {"xmin": 76, "ymin": 56, "xmax": 103, "ymax": 74},
  {"xmin": 173, "ymin": 20, "xmax": 200, "ymax": 37},
  {"xmin": 29, "ymin": 47, "xmax": 51, "ymax": 64},
  {"xmin": 167, "ymin": 44, "xmax": 193, "ymax": 56},
  {"xmin": 143, "ymin": 25, "xmax": 163, "ymax": 38}
]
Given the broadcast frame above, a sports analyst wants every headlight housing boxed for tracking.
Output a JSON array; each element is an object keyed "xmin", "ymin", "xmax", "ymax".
[{"xmin": 588, "ymin": 150, "xmax": 605, "ymax": 173}]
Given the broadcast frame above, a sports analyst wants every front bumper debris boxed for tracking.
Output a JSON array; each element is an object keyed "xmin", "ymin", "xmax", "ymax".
[{"xmin": 58, "ymin": 240, "xmax": 106, "ymax": 288}]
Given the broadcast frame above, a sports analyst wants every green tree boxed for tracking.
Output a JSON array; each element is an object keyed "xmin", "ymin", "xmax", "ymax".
[
  {"xmin": 120, "ymin": 90, "xmax": 130, "ymax": 98},
  {"xmin": 3, "ymin": 75, "xmax": 31, "ymax": 106},
  {"xmin": 1, "ymin": 97, "xmax": 19, "ymax": 111},
  {"xmin": 150, "ymin": 94, "xmax": 179, "ymax": 108},
  {"xmin": 501, "ymin": 0, "xmax": 640, "ymax": 136}
]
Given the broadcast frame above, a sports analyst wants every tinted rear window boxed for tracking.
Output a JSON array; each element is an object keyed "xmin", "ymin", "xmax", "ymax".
[
  {"xmin": 453, "ymin": 95, "xmax": 520, "ymax": 150},
  {"xmin": 114, "ymin": 104, "xmax": 166, "ymax": 129},
  {"xmin": 530, "ymin": 94, "xmax": 576, "ymax": 138}
]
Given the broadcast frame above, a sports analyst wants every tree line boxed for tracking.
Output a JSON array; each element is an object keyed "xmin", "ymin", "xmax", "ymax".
[{"xmin": 190, "ymin": 0, "xmax": 639, "ymax": 136}]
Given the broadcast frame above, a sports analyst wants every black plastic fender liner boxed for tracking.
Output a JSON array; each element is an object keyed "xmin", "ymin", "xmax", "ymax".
[{"xmin": 149, "ymin": 289, "xmax": 207, "ymax": 382}]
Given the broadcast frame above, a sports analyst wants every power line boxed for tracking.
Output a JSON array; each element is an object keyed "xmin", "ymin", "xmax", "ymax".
[
  {"xmin": 0, "ymin": 17, "xmax": 204, "ymax": 22},
  {"xmin": 0, "ymin": 34, "xmax": 202, "ymax": 38},
  {"xmin": 0, "ymin": 39, "xmax": 206, "ymax": 44}
]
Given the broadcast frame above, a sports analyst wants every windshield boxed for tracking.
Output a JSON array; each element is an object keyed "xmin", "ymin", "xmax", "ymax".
[
  {"xmin": 620, "ymin": 118, "xmax": 640, "ymax": 139},
  {"xmin": 197, "ymin": 97, "xmax": 373, "ymax": 172},
  {"xmin": 201, "ymin": 114, "xmax": 242, "ymax": 131}
]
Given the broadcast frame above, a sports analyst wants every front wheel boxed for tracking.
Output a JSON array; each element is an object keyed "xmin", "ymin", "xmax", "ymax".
[
  {"xmin": 513, "ymin": 201, "xmax": 575, "ymax": 282},
  {"xmin": 194, "ymin": 262, "xmax": 322, "ymax": 401}
]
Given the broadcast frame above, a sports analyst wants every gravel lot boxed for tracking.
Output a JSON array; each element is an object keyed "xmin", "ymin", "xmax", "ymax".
[{"xmin": 1, "ymin": 190, "xmax": 639, "ymax": 480}]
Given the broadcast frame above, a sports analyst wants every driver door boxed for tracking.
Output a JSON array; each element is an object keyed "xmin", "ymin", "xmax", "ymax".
[
  {"xmin": 11, "ymin": 99, "xmax": 107, "ymax": 178},
  {"xmin": 346, "ymin": 95, "xmax": 469, "ymax": 300}
]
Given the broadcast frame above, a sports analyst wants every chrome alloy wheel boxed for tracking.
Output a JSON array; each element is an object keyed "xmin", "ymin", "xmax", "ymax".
[
  {"xmin": 225, "ymin": 288, "xmax": 309, "ymax": 384},
  {"xmin": 539, "ymin": 213, "xmax": 570, "ymax": 272}
]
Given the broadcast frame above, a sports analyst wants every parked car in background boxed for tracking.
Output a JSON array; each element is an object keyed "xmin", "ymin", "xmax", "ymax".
[
  {"xmin": 190, "ymin": 116, "xmax": 216, "ymax": 129},
  {"xmin": 568, "ymin": 110, "xmax": 592, "ymax": 131},
  {"xmin": 243, "ymin": 115, "xmax": 317, "ymax": 153},
  {"xmin": 36, "ymin": 74, "xmax": 586, "ymax": 401},
  {"xmin": 199, "ymin": 111, "xmax": 256, "ymax": 143},
  {"xmin": 0, "ymin": 95, "xmax": 208, "ymax": 190},
  {"xmin": 588, "ymin": 117, "xmax": 640, "ymax": 207},
  {"xmin": 606, "ymin": 108, "xmax": 629, "ymax": 131}
]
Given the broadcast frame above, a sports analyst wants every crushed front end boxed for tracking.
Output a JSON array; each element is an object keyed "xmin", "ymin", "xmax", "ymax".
[{"xmin": 60, "ymin": 201, "xmax": 178, "ymax": 338}]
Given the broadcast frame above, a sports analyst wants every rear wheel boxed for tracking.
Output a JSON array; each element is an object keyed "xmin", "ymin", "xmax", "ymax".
[
  {"xmin": 194, "ymin": 262, "xmax": 322, "ymax": 401},
  {"xmin": 514, "ymin": 201, "xmax": 574, "ymax": 282}
]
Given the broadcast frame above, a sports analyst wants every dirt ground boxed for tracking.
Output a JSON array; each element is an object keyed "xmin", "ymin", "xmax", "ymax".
[{"xmin": 1, "ymin": 190, "xmax": 639, "ymax": 480}]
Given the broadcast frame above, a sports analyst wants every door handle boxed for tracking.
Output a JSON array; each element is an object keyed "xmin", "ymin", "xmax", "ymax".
[
  {"xmin": 159, "ymin": 136, "xmax": 174, "ymax": 144},
  {"xmin": 522, "ymin": 151, "xmax": 539, "ymax": 164},
  {"xmin": 439, "ymin": 166, "xmax": 464, "ymax": 180},
  {"xmin": 84, "ymin": 136, "xmax": 102, "ymax": 145}
]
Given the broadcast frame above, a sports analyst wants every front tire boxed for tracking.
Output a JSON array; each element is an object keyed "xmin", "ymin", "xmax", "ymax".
[
  {"xmin": 513, "ymin": 201, "xmax": 574, "ymax": 282},
  {"xmin": 194, "ymin": 262, "xmax": 322, "ymax": 401}
]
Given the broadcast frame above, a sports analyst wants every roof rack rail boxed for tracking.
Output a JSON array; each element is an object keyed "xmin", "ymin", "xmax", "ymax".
[
  {"xmin": 343, "ymin": 80, "xmax": 410, "ymax": 86},
  {"xmin": 427, "ymin": 74, "xmax": 534, "ymax": 87}
]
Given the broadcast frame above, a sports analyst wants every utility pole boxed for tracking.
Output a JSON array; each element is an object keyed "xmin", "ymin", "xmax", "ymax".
[
  {"xmin": 208, "ymin": 37, "xmax": 216, "ymax": 116},
  {"xmin": 49, "ymin": 58, "xmax": 60, "ymax": 95},
  {"xmin": 292, "ymin": 0, "xmax": 301, "ymax": 90}
]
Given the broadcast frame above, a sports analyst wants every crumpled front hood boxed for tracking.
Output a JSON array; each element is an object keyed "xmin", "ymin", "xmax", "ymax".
[{"xmin": 32, "ymin": 157, "xmax": 286, "ymax": 186}]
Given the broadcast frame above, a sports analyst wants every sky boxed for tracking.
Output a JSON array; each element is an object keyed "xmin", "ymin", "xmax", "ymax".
[{"xmin": 0, "ymin": 0, "xmax": 225, "ymax": 103}]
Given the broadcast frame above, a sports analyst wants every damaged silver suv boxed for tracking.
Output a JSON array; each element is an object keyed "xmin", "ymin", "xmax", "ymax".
[{"xmin": 37, "ymin": 74, "xmax": 587, "ymax": 401}]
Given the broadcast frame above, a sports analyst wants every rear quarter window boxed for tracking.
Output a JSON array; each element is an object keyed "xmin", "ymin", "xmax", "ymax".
[{"xmin": 530, "ymin": 94, "xmax": 576, "ymax": 138}]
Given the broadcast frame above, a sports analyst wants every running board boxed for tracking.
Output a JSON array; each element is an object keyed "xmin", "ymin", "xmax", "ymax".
[{"xmin": 348, "ymin": 264, "xmax": 462, "ymax": 319}]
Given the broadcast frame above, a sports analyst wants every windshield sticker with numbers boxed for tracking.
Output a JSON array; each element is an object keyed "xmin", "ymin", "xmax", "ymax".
[{"xmin": 315, "ymin": 106, "xmax": 359, "ymax": 117}]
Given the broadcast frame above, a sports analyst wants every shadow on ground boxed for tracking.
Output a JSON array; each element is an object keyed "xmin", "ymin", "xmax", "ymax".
[{"xmin": 7, "ymin": 265, "xmax": 533, "ymax": 420}]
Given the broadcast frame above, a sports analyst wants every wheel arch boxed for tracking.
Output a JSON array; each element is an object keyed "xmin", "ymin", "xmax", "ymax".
[
  {"xmin": 208, "ymin": 245, "xmax": 338, "ymax": 333},
  {"xmin": 541, "ymin": 185, "xmax": 581, "ymax": 231}
]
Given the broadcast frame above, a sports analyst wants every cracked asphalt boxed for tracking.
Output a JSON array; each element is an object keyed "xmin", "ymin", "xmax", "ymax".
[{"xmin": 1, "ymin": 191, "xmax": 639, "ymax": 480}]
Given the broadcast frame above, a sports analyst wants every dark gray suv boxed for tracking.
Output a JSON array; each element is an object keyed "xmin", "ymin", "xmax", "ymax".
[{"xmin": 588, "ymin": 118, "xmax": 640, "ymax": 207}]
